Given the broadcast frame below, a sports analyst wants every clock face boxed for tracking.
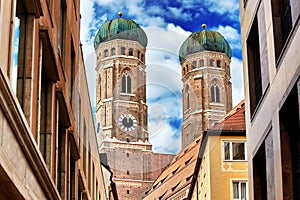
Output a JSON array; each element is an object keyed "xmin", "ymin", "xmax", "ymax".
[{"xmin": 118, "ymin": 114, "xmax": 137, "ymax": 131}]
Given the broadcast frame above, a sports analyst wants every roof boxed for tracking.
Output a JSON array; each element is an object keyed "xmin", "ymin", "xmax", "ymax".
[
  {"xmin": 179, "ymin": 29, "xmax": 232, "ymax": 62},
  {"xmin": 209, "ymin": 100, "xmax": 246, "ymax": 131},
  {"xmin": 94, "ymin": 16, "xmax": 147, "ymax": 49},
  {"xmin": 143, "ymin": 136, "xmax": 203, "ymax": 200}
]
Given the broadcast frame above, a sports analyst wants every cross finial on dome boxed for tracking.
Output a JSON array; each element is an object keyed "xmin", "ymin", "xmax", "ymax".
[
  {"xmin": 118, "ymin": 11, "xmax": 123, "ymax": 17},
  {"xmin": 202, "ymin": 24, "xmax": 207, "ymax": 29}
]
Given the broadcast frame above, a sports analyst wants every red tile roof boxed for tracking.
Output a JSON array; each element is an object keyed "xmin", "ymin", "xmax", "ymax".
[
  {"xmin": 143, "ymin": 136, "xmax": 202, "ymax": 200},
  {"xmin": 210, "ymin": 100, "xmax": 245, "ymax": 131}
]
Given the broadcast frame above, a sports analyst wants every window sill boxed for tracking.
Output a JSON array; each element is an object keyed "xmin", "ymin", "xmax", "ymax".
[
  {"xmin": 209, "ymin": 102, "xmax": 224, "ymax": 107},
  {"xmin": 120, "ymin": 93, "xmax": 135, "ymax": 97},
  {"xmin": 223, "ymin": 160, "xmax": 247, "ymax": 162}
]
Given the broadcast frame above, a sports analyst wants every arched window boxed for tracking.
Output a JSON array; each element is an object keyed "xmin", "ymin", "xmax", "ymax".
[
  {"xmin": 192, "ymin": 61, "xmax": 197, "ymax": 69},
  {"xmin": 211, "ymin": 84, "xmax": 220, "ymax": 103},
  {"xmin": 210, "ymin": 59, "xmax": 214, "ymax": 67},
  {"xmin": 137, "ymin": 51, "xmax": 140, "ymax": 59},
  {"xmin": 121, "ymin": 47, "xmax": 126, "ymax": 55},
  {"xmin": 141, "ymin": 54, "xmax": 145, "ymax": 63},
  {"xmin": 104, "ymin": 49, "xmax": 108, "ymax": 57},
  {"xmin": 111, "ymin": 48, "xmax": 116, "ymax": 56},
  {"xmin": 186, "ymin": 85, "xmax": 190, "ymax": 109},
  {"xmin": 200, "ymin": 59, "xmax": 204, "ymax": 67},
  {"xmin": 217, "ymin": 60, "xmax": 221, "ymax": 68},
  {"xmin": 122, "ymin": 71, "xmax": 131, "ymax": 93},
  {"xmin": 129, "ymin": 48, "xmax": 133, "ymax": 56}
]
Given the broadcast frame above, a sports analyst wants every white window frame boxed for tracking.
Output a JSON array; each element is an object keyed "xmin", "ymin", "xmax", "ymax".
[
  {"xmin": 223, "ymin": 141, "xmax": 247, "ymax": 161},
  {"xmin": 231, "ymin": 180, "xmax": 248, "ymax": 200}
]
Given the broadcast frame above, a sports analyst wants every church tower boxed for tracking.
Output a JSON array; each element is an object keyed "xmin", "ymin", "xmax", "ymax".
[
  {"xmin": 94, "ymin": 12, "xmax": 153, "ymax": 199},
  {"xmin": 179, "ymin": 25, "xmax": 233, "ymax": 149}
]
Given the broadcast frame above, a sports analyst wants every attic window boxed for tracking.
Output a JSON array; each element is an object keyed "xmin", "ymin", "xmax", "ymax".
[
  {"xmin": 171, "ymin": 182, "xmax": 180, "ymax": 192},
  {"xmin": 172, "ymin": 167, "xmax": 180, "ymax": 175},
  {"xmin": 158, "ymin": 191, "xmax": 167, "ymax": 200},
  {"xmin": 185, "ymin": 157, "xmax": 192, "ymax": 165},
  {"xmin": 161, "ymin": 176, "xmax": 167, "ymax": 183},
  {"xmin": 186, "ymin": 175, "xmax": 193, "ymax": 182}
]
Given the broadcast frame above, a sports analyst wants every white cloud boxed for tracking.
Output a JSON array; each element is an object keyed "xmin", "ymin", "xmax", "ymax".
[
  {"xmin": 230, "ymin": 57, "xmax": 245, "ymax": 106},
  {"xmin": 213, "ymin": 25, "xmax": 241, "ymax": 50},
  {"xmin": 149, "ymin": 119, "xmax": 181, "ymax": 153},
  {"xmin": 203, "ymin": 0, "xmax": 240, "ymax": 19},
  {"xmin": 168, "ymin": 7, "xmax": 192, "ymax": 21}
]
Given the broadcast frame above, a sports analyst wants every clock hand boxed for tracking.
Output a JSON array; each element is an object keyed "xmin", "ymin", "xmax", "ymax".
[{"xmin": 126, "ymin": 115, "xmax": 130, "ymax": 123}]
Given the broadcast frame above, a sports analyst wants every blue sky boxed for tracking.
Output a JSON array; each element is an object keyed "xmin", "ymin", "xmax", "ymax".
[{"xmin": 80, "ymin": 0, "xmax": 244, "ymax": 154}]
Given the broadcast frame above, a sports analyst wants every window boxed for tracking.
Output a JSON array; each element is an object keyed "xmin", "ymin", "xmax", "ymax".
[
  {"xmin": 217, "ymin": 60, "xmax": 221, "ymax": 68},
  {"xmin": 192, "ymin": 61, "xmax": 197, "ymax": 69},
  {"xmin": 121, "ymin": 47, "xmax": 126, "ymax": 55},
  {"xmin": 233, "ymin": 181, "xmax": 247, "ymax": 200},
  {"xmin": 200, "ymin": 59, "xmax": 204, "ymax": 67},
  {"xmin": 210, "ymin": 59, "xmax": 214, "ymax": 67},
  {"xmin": 253, "ymin": 141, "xmax": 267, "ymax": 199},
  {"xmin": 271, "ymin": 0, "xmax": 292, "ymax": 61},
  {"xmin": 121, "ymin": 71, "xmax": 131, "ymax": 93},
  {"xmin": 223, "ymin": 141, "xmax": 246, "ymax": 161},
  {"xmin": 111, "ymin": 48, "xmax": 116, "ymax": 56},
  {"xmin": 211, "ymin": 84, "xmax": 220, "ymax": 103},
  {"xmin": 187, "ymin": 86, "xmax": 190, "ymax": 109},
  {"xmin": 129, "ymin": 48, "xmax": 133, "ymax": 56},
  {"xmin": 70, "ymin": 41, "xmax": 75, "ymax": 99},
  {"xmin": 279, "ymin": 83, "xmax": 300, "ymax": 199},
  {"xmin": 58, "ymin": 2, "xmax": 66, "ymax": 58},
  {"xmin": 247, "ymin": 16, "xmax": 262, "ymax": 116},
  {"xmin": 141, "ymin": 54, "xmax": 145, "ymax": 62},
  {"xmin": 104, "ymin": 49, "xmax": 108, "ymax": 57},
  {"xmin": 127, "ymin": 170, "xmax": 130, "ymax": 175},
  {"xmin": 137, "ymin": 51, "xmax": 140, "ymax": 59}
]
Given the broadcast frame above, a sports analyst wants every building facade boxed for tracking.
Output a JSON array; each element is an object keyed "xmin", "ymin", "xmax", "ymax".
[
  {"xmin": 239, "ymin": 0, "xmax": 300, "ymax": 199},
  {"xmin": 190, "ymin": 101, "xmax": 248, "ymax": 200},
  {"xmin": 143, "ymin": 102, "xmax": 247, "ymax": 200},
  {"xmin": 0, "ymin": 0, "xmax": 108, "ymax": 199},
  {"xmin": 179, "ymin": 25, "xmax": 233, "ymax": 149},
  {"xmin": 94, "ymin": 13, "xmax": 174, "ymax": 200}
]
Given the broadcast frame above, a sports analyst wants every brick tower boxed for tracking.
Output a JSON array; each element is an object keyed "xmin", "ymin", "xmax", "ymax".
[
  {"xmin": 179, "ymin": 24, "xmax": 233, "ymax": 149},
  {"xmin": 94, "ymin": 12, "xmax": 174, "ymax": 199}
]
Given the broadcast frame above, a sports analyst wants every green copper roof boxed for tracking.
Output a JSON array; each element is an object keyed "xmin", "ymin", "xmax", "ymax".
[
  {"xmin": 94, "ymin": 17, "xmax": 147, "ymax": 49},
  {"xmin": 179, "ymin": 30, "xmax": 232, "ymax": 62}
]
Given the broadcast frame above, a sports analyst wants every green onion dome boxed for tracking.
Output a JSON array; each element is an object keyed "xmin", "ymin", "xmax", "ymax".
[
  {"xmin": 179, "ymin": 26, "xmax": 232, "ymax": 62},
  {"xmin": 94, "ymin": 12, "xmax": 147, "ymax": 49}
]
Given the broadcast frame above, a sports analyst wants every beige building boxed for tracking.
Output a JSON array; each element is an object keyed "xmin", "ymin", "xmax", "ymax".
[
  {"xmin": 190, "ymin": 101, "xmax": 247, "ymax": 200},
  {"xmin": 179, "ymin": 25, "xmax": 233, "ymax": 149},
  {"xmin": 0, "ymin": 0, "xmax": 109, "ymax": 199},
  {"xmin": 239, "ymin": 0, "xmax": 300, "ymax": 199},
  {"xmin": 94, "ymin": 13, "xmax": 174, "ymax": 199},
  {"xmin": 143, "ymin": 101, "xmax": 247, "ymax": 200}
]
